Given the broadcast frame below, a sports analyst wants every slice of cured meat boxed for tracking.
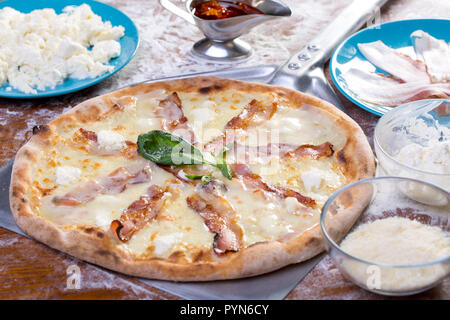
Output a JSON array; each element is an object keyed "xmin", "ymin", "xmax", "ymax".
[
  {"xmin": 206, "ymin": 140, "xmax": 334, "ymax": 165},
  {"xmin": 226, "ymin": 99, "xmax": 277, "ymax": 130},
  {"xmin": 52, "ymin": 165, "xmax": 152, "ymax": 206},
  {"xmin": 232, "ymin": 163, "xmax": 316, "ymax": 208},
  {"xmin": 411, "ymin": 30, "xmax": 450, "ymax": 83},
  {"xmin": 110, "ymin": 185, "xmax": 169, "ymax": 241},
  {"xmin": 186, "ymin": 191, "xmax": 243, "ymax": 255},
  {"xmin": 205, "ymin": 99, "xmax": 278, "ymax": 151},
  {"xmin": 342, "ymin": 68, "xmax": 450, "ymax": 106},
  {"xmin": 156, "ymin": 92, "xmax": 196, "ymax": 144},
  {"xmin": 358, "ymin": 41, "xmax": 430, "ymax": 83}
]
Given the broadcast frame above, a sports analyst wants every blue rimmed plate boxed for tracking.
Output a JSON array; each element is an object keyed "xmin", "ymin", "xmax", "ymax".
[
  {"xmin": 0, "ymin": 0, "xmax": 139, "ymax": 98},
  {"xmin": 330, "ymin": 19, "xmax": 450, "ymax": 116}
]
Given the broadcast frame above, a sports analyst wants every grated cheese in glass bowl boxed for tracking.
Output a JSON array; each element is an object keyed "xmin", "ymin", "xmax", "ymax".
[{"xmin": 321, "ymin": 177, "xmax": 450, "ymax": 296}]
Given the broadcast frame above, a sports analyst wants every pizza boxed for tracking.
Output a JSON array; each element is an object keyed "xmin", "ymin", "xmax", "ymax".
[{"xmin": 9, "ymin": 77, "xmax": 375, "ymax": 281}]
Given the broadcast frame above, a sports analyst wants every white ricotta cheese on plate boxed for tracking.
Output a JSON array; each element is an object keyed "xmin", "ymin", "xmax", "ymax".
[
  {"xmin": 0, "ymin": 4, "xmax": 125, "ymax": 94},
  {"xmin": 55, "ymin": 166, "xmax": 81, "ymax": 186},
  {"xmin": 91, "ymin": 40, "xmax": 121, "ymax": 64}
]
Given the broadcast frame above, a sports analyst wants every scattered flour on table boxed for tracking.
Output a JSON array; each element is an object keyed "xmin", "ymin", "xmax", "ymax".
[{"xmin": 0, "ymin": 231, "xmax": 173, "ymax": 299}]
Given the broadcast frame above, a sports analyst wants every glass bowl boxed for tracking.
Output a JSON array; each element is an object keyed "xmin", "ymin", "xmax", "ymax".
[
  {"xmin": 320, "ymin": 177, "xmax": 450, "ymax": 296},
  {"xmin": 374, "ymin": 99, "xmax": 450, "ymax": 191}
]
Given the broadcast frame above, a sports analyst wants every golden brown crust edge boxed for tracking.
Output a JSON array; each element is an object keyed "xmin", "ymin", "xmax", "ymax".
[{"xmin": 10, "ymin": 76, "xmax": 375, "ymax": 281}]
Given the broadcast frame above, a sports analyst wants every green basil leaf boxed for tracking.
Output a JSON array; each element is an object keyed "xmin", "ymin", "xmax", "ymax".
[
  {"xmin": 214, "ymin": 144, "xmax": 233, "ymax": 180},
  {"xmin": 137, "ymin": 130, "xmax": 204, "ymax": 165},
  {"xmin": 137, "ymin": 130, "xmax": 232, "ymax": 180}
]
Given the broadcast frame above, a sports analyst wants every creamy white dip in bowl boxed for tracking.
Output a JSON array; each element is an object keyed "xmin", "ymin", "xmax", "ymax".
[
  {"xmin": 320, "ymin": 177, "xmax": 450, "ymax": 296},
  {"xmin": 374, "ymin": 99, "xmax": 450, "ymax": 191}
]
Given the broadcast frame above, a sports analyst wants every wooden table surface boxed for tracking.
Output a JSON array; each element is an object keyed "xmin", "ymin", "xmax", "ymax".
[{"xmin": 0, "ymin": 0, "xmax": 449, "ymax": 300}]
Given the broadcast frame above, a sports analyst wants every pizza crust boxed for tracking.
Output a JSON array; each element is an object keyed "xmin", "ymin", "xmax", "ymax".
[{"xmin": 10, "ymin": 77, "xmax": 375, "ymax": 281}]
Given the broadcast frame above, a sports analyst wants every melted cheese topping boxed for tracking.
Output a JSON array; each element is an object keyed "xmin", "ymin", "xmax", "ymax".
[
  {"xmin": 221, "ymin": 178, "xmax": 318, "ymax": 245},
  {"xmin": 28, "ymin": 88, "xmax": 349, "ymax": 262},
  {"xmin": 238, "ymin": 104, "xmax": 347, "ymax": 149},
  {"xmin": 251, "ymin": 156, "xmax": 346, "ymax": 204}
]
